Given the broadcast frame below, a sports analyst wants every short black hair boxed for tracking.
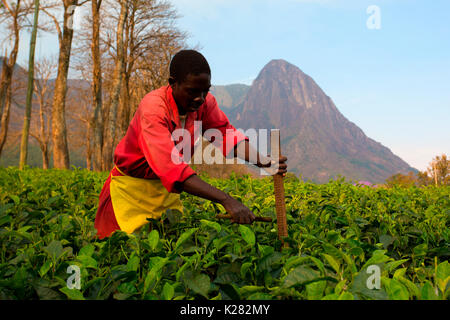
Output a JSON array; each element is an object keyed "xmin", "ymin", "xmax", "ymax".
[{"xmin": 169, "ymin": 50, "xmax": 211, "ymax": 83}]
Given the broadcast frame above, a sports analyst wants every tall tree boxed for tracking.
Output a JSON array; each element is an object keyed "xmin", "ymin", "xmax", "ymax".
[
  {"xmin": 19, "ymin": 0, "xmax": 39, "ymax": 169},
  {"xmin": 30, "ymin": 58, "xmax": 55, "ymax": 169},
  {"xmin": 90, "ymin": 0, "xmax": 103, "ymax": 171},
  {"xmin": 117, "ymin": 0, "xmax": 187, "ymax": 139},
  {"xmin": 101, "ymin": 0, "xmax": 127, "ymax": 171},
  {"xmin": 416, "ymin": 170, "xmax": 432, "ymax": 187},
  {"xmin": 0, "ymin": 0, "xmax": 24, "ymax": 157},
  {"xmin": 427, "ymin": 154, "xmax": 449, "ymax": 186},
  {"xmin": 44, "ymin": 0, "xmax": 83, "ymax": 169}
]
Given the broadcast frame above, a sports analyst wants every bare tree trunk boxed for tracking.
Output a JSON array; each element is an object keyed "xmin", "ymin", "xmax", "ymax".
[
  {"xmin": 91, "ymin": 0, "xmax": 103, "ymax": 171},
  {"xmin": 86, "ymin": 118, "xmax": 92, "ymax": 170},
  {"xmin": 120, "ymin": 75, "xmax": 130, "ymax": 137},
  {"xmin": 102, "ymin": 0, "xmax": 127, "ymax": 171},
  {"xmin": 39, "ymin": 99, "xmax": 49, "ymax": 169},
  {"xmin": 0, "ymin": 91, "xmax": 12, "ymax": 156},
  {"xmin": 118, "ymin": 4, "xmax": 134, "ymax": 139},
  {"xmin": 31, "ymin": 59, "xmax": 53, "ymax": 170},
  {"xmin": 19, "ymin": 0, "xmax": 40, "ymax": 169},
  {"xmin": 0, "ymin": 54, "xmax": 9, "ymax": 120},
  {"xmin": 0, "ymin": 0, "xmax": 21, "ymax": 158},
  {"xmin": 51, "ymin": 0, "xmax": 78, "ymax": 169}
]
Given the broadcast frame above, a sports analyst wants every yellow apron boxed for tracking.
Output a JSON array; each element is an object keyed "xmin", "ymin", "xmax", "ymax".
[{"xmin": 109, "ymin": 166, "xmax": 183, "ymax": 234}]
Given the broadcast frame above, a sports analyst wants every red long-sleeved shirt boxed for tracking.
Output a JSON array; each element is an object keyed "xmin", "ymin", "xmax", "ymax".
[{"xmin": 94, "ymin": 85, "xmax": 248, "ymax": 238}]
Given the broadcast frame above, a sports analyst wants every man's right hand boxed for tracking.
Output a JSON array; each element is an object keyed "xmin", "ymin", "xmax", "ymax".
[
  {"xmin": 181, "ymin": 175, "xmax": 255, "ymax": 224},
  {"xmin": 220, "ymin": 195, "xmax": 256, "ymax": 224}
]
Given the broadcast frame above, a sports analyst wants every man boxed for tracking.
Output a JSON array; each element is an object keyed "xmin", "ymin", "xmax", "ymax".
[{"xmin": 95, "ymin": 50, "xmax": 287, "ymax": 239}]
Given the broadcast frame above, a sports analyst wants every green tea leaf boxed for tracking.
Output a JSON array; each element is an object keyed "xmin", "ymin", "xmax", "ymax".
[
  {"xmin": 60, "ymin": 287, "xmax": 85, "ymax": 300},
  {"xmin": 386, "ymin": 279, "xmax": 409, "ymax": 300},
  {"xmin": 144, "ymin": 257, "xmax": 169, "ymax": 294},
  {"xmin": 185, "ymin": 272, "xmax": 211, "ymax": 298},
  {"xmin": 385, "ymin": 259, "xmax": 409, "ymax": 273},
  {"xmin": 379, "ymin": 235, "xmax": 395, "ymax": 249},
  {"xmin": 200, "ymin": 219, "xmax": 221, "ymax": 233},
  {"xmin": 421, "ymin": 281, "xmax": 438, "ymax": 300},
  {"xmin": 79, "ymin": 244, "xmax": 95, "ymax": 257},
  {"xmin": 166, "ymin": 209, "xmax": 182, "ymax": 225},
  {"xmin": 39, "ymin": 261, "xmax": 53, "ymax": 277},
  {"xmin": 239, "ymin": 225, "xmax": 255, "ymax": 246},
  {"xmin": 77, "ymin": 255, "xmax": 97, "ymax": 269},
  {"xmin": 283, "ymin": 266, "xmax": 319, "ymax": 288},
  {"xmin": 175, "ymin": 228, "xmax": 198, "ymax": 252},
  {"xmin": 126, "ymin": 254, "xmax": 140, "ymax": 272},
  {"xmin": 396, "ymin": 276, "xmax": 420, "ymax": 299},
  {"xmin": 247, "ymin": 292, "xmax": 272, "ymax": 300},
  {"xmin": 10, "ymin": 195, "xmax": 20, "ymax": 205},
  {"xmin": 239, "ymin": 285, "xmax": 265, "ymax": 297},
  {"xmin": 257, "ymin": 252, "xmax": 283, "ymax": 272},
  {"xmin": 240, "ymin": 262, "xmax": 253, "ymax": 278},
  {"xmin": 363, "ymin": 250, "xmax": 390, "ymax": 269},
  {"xmin": 43, "ymin": 240, "xmax": 64, "ymax": 261},
  {"xmin": 322, "ymin": 293, "xmax": 340, "ymax": 300},
  {"xmin": 322, "ymin": 253, "xmax": 340, "ymax": 274},
  {"xmin": 161, "ymin": 282, "xmax": 174, "ymax": 300},
  {"xmin": 148, "ymin": 230, "xmax": 160, "ymax": 251},
  {"xmin": 306, "ymin": 280, "xmax": 326, "ymax": 300},
  {"xmin": 436, "ymin": 261, "xmax": 450, "ymax": 280},
  {"xmin": 413, "ymin": 243, "xmax": 428, "ymax": 257},
  {"xmin": 338, "ymin": 291, "xmax": 354, "ymax": 300}
]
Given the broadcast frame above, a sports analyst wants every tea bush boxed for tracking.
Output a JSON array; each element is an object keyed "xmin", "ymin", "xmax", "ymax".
[{"xmin": 0, "ymin": 167, "xmax": 448, "ymax": 300}]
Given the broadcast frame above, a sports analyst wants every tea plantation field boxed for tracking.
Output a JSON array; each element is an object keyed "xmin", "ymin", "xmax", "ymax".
[{"xmin": 0, "ymin": 167, "xmax": 449, "ymax": 300}]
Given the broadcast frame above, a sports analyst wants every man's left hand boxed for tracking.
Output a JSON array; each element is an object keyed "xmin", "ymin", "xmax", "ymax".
[{"xmin": 258, "ymin": 155, "xmax": 288, "ymax": 176}]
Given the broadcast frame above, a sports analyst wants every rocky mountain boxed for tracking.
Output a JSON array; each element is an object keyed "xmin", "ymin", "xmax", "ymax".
[
  {"xmin": 223, "ymin": 59, "xmax": 416, "ymax": 183},
  {"xmin": 210, "ymin": 84, "xmax": 250, "ymax": 110}
]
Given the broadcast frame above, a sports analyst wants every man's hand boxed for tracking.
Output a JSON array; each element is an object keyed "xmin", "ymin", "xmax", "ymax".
[
  {"xmin": 234, "ymin": 141, "xmax": 288, "ymax": 176},
  {"xmin": 258, "ymin": 155, "xmax": 288, "ymax": 176},
  {"xmin": 220, "ymin": 195, "xmax": 256, "ymax": 224},
  {"xmin": 181, "ymin": 175, "xmax": 256, "ymax": 224}
]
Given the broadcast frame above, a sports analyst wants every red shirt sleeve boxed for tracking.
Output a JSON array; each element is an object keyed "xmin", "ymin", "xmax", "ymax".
[
  {"xmin": 137, "ymin": 103, "xmax": 196, "ymax": 193},
  {"xmin": 201, "ymin": 94, "xmax": 248, "ymax": 157}
]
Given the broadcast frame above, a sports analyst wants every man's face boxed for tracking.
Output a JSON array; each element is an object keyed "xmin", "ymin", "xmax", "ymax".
[{"xmin": 171, "ymin": 73, "xmax": 211, "ymax": 114}]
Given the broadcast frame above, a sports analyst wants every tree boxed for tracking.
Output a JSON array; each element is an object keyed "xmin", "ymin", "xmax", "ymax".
[
  {"xmin": 19, "ymin": 0, "xmax": 39, "ymax": 169},
  {"xmin": 101, "ymin": 0, "xmax": 127, "ymax": 171},
  {"xmin": 90, "ymin": 0, "xmax": 103, "ymax": 171},
  {"xmin": 416, "ymin": 170, "xmax": 432, "ymax": 187},
  {"xmin": 65, "ymin": 79, "xmax": 93, "ymax": 170},
  {"xmin": 385, "ymin": 171, "xmax": 416, "ymax": 188},
  {"xmin": 0, "ymin": 0, "xmax": 32, "ymax": 157},
  {"xmin": 29, "ymin": 58, "xmax": 55, "ymax": 169},
  {"xmin": 44, "ymin": 0, "xmax": 87, "ymax": 169},
  {"xmin": 57, "ymin": 0, "xmax": 188, "ymax": 170},
  {"xmin": 99, "ymin": 0, "xmax": 188, "ymax": 171},
  {"xmin": 116, "ymin": 0, "xmax": 187, "ymax": 138},
  {"xmin": 427, "ymin": 154, "xmax": 449, "ymax": 186}
]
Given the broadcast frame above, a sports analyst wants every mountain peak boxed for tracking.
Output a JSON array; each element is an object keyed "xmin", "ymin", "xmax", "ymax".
[
  {"xmin": 264, "ymin": 58, "xmax": 296, "ymax": 68},
  {"xmin": 258, "ymin": 59, "xmax": 306, "ymax": 79},
  {"xmin": 225, "ymin": 59, "xmax": 415, "ymax": 182}
]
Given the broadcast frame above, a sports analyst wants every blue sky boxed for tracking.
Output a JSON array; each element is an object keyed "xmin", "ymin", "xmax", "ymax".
[
  {"xmin": 12, "ymin": 0, "xmax": 450, "ymax": 171},
  {"xmin": 170, "ymin": 0, "xmax": 450, "ymax": 171}
]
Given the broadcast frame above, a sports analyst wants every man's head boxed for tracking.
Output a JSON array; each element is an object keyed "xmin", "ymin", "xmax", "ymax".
[{"xmin": 169, "ymin": 50, "xmax": 211, "ymax": 114}]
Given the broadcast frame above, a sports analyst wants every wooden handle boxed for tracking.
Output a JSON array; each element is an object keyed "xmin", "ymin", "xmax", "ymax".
[
  {"xmin": 271, "ymin": 129, "xmax": 289, "ymax": 247},
  {"xmin": 216, "ymin": 214, "xmax": 272, "ymax": 222}
]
